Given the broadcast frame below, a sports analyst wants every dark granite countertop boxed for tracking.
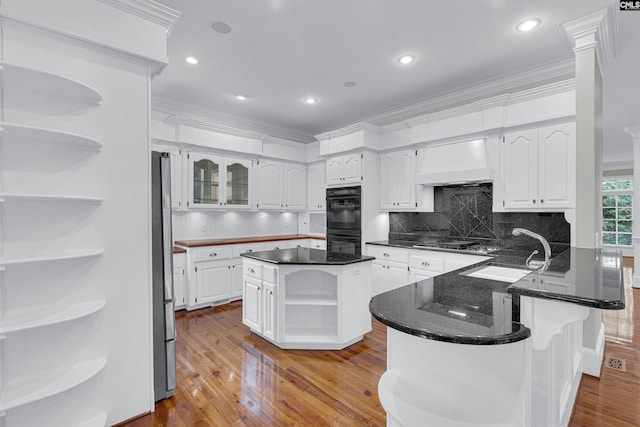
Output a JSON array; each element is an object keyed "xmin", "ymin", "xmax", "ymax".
[
  {"xmin": 368, "ymin": 241, "xmax": 625, "ymax": 345},
  {"xmin": 241, "ymin": 247, "xmax": 375, "ymax": 265}
]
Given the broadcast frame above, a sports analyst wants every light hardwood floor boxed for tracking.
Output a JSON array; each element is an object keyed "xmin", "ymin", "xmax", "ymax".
[{"xmin": 122, "ymin": 257, "xmax": 638, "ymax": 426}]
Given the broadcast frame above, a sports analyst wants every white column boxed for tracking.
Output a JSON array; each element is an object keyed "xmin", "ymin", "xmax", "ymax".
[{"xmin": 625, "ymin": 126, "xmax": 640, "ymax": 288}]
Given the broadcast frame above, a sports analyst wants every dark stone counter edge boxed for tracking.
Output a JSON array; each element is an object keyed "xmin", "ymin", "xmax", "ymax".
[
  {"xmin": 240, "ymin": 252, "xmax": 376, "ymax": 265},
  {"xmin": 370, "ymin": 304, "xmax": 532, "ymax": 345},
  {"xmin": 509, "ymin": 288, "xmax": 626, "ymax": 310}
]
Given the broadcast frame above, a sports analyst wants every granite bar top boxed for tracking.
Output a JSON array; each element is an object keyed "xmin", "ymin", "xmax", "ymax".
[
  {"xmin": 368, "ymin": 242, "xmax": 625, "ymax": 345},
  {"xmin": 241, "ymin": 247, "xmax": 375, "ymax": 265},
  {"xmin": 175, "ymin": 234, "xmax": 325, "ymax": 248}
]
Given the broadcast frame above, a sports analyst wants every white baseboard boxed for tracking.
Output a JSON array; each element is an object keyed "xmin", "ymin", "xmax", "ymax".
[{"xmin": 582, "ymin": 321, "xmax": 605, "ymax": 377}]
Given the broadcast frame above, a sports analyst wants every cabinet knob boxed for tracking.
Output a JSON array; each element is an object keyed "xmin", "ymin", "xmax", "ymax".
[
  {"xmin": 540, "ymin": 199, "xmax": 544, "ymax": 203},
  {"xmin": 383, "ymin": 253, "xmax": 390, "ymax": 257},
  {"xmin": 209, "ymin": 252, "xmax": 218, "ymax": 257},
  {"xmin": 422, "ymin": 261, "xmax": 430, "ymax": 267},
  {"xmin": 247, "ymin": 249, "xmax": 253, "ymax": 253},
  {"xmin": 248, "ymin": 267, "xmax": 255, "ymax": 273},
  {"xmin": 269, "ymin": 290, "xmax": 273, "ymax": 295},
  {"xmin": 274, "ymin": 247, "xmax": 280, "ymax": 250},
  {"xmin": 532, "ymin": 199, "xmax": 536, "ymax": 204}
]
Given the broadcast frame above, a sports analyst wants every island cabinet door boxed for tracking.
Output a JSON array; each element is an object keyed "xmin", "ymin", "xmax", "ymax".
[
  {"xmin": 262, "ymin": 282, "xmax": 278, "ymax": 341},
  {"xmin": 243, "ymin": 276, "xmax": 262, "ymax": 332}
]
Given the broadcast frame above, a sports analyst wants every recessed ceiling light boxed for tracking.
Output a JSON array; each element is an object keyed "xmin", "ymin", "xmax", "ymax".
[
  {"xmin": 211, "ymin": 21, "xmax": 232, "ymax": 34},
  {"xmin": 397, "ymin": 55, "xmax": 415, "ymax": 65},
  {"xmin": 515, "ymin": 18, "xmax": 541, "ymax": 32},
  {"xmin": 304, "ymin": 97, "xmax": 317, "ymax": 105},
  {"xmin": 185, "ymin": 56, "xmax": 198, "ymax": 65},
  {"xmin": 343, "ymin": 81, "xmax": 356, "ymax": 88},
  {"xmin": 235, "ymin": 94, "xmax": 247, "ymax": 101}
]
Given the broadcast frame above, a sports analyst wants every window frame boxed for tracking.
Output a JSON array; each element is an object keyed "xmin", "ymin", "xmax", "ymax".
[{"xmin": 601, "ymin": 176, "xmax": 633, "ymax": 248}]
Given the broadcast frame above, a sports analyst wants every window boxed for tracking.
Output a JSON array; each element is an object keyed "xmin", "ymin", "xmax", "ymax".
[{"xmin": 602, "ymin": 178, "xmax": 633, "ymax": 246}]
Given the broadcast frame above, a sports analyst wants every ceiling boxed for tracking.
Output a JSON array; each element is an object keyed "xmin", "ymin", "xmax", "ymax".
[{"xmin": 151, "ymin": 0, "xmax": 640, "ymax": 166}]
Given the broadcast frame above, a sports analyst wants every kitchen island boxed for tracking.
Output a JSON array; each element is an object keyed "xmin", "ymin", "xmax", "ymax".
[
  {"xmin": 241, "ymin": 247, "xmax": 374, "ymax": 350},
  {"xmin": 369, "ymin": 247, "xmax": 625, "ymax": 427}
]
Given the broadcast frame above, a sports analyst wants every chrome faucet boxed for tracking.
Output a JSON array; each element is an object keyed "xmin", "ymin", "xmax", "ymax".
[{"xmin": 512, "ymin": 228, "xmax": 551, "ymax": 269}]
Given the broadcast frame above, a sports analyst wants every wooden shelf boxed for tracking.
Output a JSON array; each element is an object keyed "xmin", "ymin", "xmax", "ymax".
[
  {"xmin": 0, "ymin": 249, "xmax": 104, "ymax": 267},
  {"xmin": 0, "ymin": 61, "xmax": 102, "ymax": 106},
  {"xmin": 0, "ymin": 193, "xmax": 103, "ymax": 203},
  {"xmin": 78, "ymin": 413, "xmax": 107, "ymax": 427},
  {"xmin": 0, "ymin": 357, "xmax": 106, "ymax": 412},
  {"xmin": 0, "ymin": 300, "xmax": 106, "ymax": 334},
  {"xmin": 0, "ymin": 122, "xmax": 102, "ymax": 150}
]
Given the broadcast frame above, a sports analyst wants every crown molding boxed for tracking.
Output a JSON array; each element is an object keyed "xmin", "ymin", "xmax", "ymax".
[
  {"xmin": 560, "ymin": 3, "xmax": 619, "ymax": 70},
  {"xmin": 151, "ymin": 94, "xmax": 314, "ymax": 143},
  {"xmin": 364, "ymin": 59, "xmax": 575, "ymax": 128},
  {"xmin": 173, "ymin": 117, "xmax": 268, "ymax": 141},
  {"xmin": 314, "ymin": 121, "xmax": 381, "ymax": 142},
  {"xmin": 504, "ymin": 79, "xmax": 576, "ymax": 104},
  {"xmin": 99, "ymin": 0, "xmax": 180, "ymax": 36}
]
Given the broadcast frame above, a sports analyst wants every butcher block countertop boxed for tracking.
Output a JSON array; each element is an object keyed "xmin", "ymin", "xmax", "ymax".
[{"xmin": 174, "ymin": 234, "xmax": 325, "ymax": 248}]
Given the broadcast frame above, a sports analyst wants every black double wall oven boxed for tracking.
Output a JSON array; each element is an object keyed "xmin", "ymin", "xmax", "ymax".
[{"xmin": 326, "ymin": 186, "xmax": 362, "ymax": 255}]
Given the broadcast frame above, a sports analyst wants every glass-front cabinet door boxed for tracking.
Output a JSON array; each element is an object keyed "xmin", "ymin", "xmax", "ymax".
[{"xmin": 188, "ymin": 152, "xmax": 252, "ymax": 209}]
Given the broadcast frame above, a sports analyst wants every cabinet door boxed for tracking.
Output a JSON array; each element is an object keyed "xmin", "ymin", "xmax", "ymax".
[
  {"xmin": 503, "ymin": 129, "xmax": 538, "ymax": 209},
  {"xmin": 371, "ymin": 260, "xmax": 387, "ymax": 294},
  {"xmin": 284, "ymin": 163, "xmax": 307, "ymax": 210},
  {"xmin": 538, "ymin": 123, "xmax": 575, "ymax": 210},
  {"xmin": 230, "ymin": 258, "xmax": 243, "ymax": 301},
  {"xmin": 189, "ymin": 153, "xmax": 223, "ymax": 208},
  {"xmin": 343, "ymin": 153, "xmax": 362, "ymax": 183},
  {"xmin": 262, "ymin": 282, "xmax": 278, "ymax": 341},
  {"xmin": 307, "ymin": 162, "xmax": 326, "ymax": 210},
  {"xmin": 326, "ymin": 156, "xmax": 344, "ymax": 186},
  {"xmin": 409, "ymin": 268, "xmax": 435, "ymax": 283},
  {"xmin": 243, "ymin": 276, "xmax": 262, "ymax": 332},
  {"xmin": 395, "ymin": 150, "xmax": 416, "ymax": 209},
  {"xmin": 194, "ymin": 260, "xmax": 231, "ymax": 305},
  {"xmin": 225, "ymin": 158, "xmax": 252, "ymax": 209},
  {"xmin": 258, "ymin": 160, "xmax": 284, "ymax": 209},
  {"xmin": 173, "ymin": 266, "xmax": 186, "ymax": 309},
  {"xmin": 387, "ymin": 261, "xmax": 410, "ymax": 291},
  {"xmin": 379, "ymin": 153, "xmax": 396, "ymax": 210}
]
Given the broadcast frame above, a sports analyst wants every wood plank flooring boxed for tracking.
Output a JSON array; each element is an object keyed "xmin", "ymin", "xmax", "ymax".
[{"xmin": 122, "ymin": 257, "xmax": 639, "ymax": 427}]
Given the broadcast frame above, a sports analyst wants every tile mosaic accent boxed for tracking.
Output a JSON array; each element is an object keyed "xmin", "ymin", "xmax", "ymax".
[{"xmin": 389, "ymin": 183, "xmax": 570, "ymax": 253}]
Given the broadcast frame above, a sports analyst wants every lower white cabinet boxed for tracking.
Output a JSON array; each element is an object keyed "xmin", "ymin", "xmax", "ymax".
[
  {"xmin": 194, "ymin": 259, "xmax": 232, "ymax": 306},
  {"xmin": 367, "ymin": 245, "xmax": 410, "ymax": 295},
  {"xmin": 242, "ymin": 275, "xmax": 262, "ymax": 331},
  {"xmin": 230, "ymin": 258, "xmax": 243, "ymax": 301},
  {"xmin": 173, "ymin": 252, "xmax": 187, "ymax": 310}
]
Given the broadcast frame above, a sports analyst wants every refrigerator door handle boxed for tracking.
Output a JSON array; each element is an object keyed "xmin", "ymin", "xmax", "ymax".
[
  {"xmin": 160, "ymin": 154, "xmax": 175, "ymax": 301},
  {"xmin": 165, "ymin": 301, "xmax": 176, "ymax": 341}
]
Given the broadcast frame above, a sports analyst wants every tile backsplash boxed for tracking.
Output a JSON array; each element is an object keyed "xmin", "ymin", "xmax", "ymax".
[{"xmin": 389, "ymin": 183, "xmax": 570, "ymax": 252}]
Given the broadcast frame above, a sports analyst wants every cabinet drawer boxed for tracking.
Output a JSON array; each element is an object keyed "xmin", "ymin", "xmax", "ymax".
[
  {"xmin": 243, "ymin": 259, "xmax": 263, "ymax": 280},
  {"xmin": 232, "ymin": 243, "xmax": 267, "ymax": 257},
  {"xmin": 192, "ymin": 246, "xmax": 233, "ymax": 262},
  {"xmin": 366, "ymin": 245, "xmax": 408, "ymax": 263},
  {"xmin": 263, "ymin": 265, "xmax": 278, "ymax": 284},
  {"xmin": 409, "ymin": 253, "xmax": 444, "ymax": 273}
]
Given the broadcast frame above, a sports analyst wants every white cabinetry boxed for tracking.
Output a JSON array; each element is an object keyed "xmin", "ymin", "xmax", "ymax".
[
  {"xmin": 307, "ymin": 161, "xmax": 326, "ymax": 210},
  {"xmin": 173, "ymin": 252, "xmax": 187, "ymax": 309},
  {"xmin": 188, "ymin": 246, "xmax": 233, "ymax": 309},
  {"xmin": 366, "ymin": 245, "xmax": 409, "ymax": 295},
  {"xmin": 407, "ymin": 249, "xmax": 489, "ymax": 280},
  {"xmin": 326, "ymin": 152, "xmax": 363, "ymax": 186},
  {"xmin": 187, "ymin": 152, "xmax": 252, "ymax": 209},
  {"xmin": 502, "ymin": 122, "xmax": 575, "ymax": 210},
  {"xmin": 257, "ymin": 160, "xmax": 307, "ymax": 210},
  {"xmin": 379, "ymin": 149, "xmax": 417, "ymax": 210},
  {"xmin": 242, "ymin": 259, "xmax": 278, "ymax": 341}
]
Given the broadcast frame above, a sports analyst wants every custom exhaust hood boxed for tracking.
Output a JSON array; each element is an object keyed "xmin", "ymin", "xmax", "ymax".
[{"xmin": 415, "ymin": 138, "xmax": 497, "ymax": 185}]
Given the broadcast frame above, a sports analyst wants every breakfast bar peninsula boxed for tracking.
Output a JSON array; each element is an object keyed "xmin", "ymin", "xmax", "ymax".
[{"xmin": 240, "ymin": 247, "xmax": 374, "ymax": 350}]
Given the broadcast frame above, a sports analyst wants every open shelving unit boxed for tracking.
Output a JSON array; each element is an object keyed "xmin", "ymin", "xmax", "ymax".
[{"xmin": 0, "ymin": 57, "xmax": 106, "ymax": 426}]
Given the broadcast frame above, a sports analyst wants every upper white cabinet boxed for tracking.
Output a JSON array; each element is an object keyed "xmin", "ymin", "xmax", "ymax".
[
  {"xmin": 257, "ymin": 159, "xmax": 307, "ymax": 210},
  {"xmin": 379, "ymin": 149, "xmax": 417, "ymax": 210},
  {"xmin": 307, "ymin": 161, "xmax": 326, "ymax": 211},
  {"xmin": 326, "ymin": 152, "xmax": 363, "ymax": 186},
  {"xmin": 502, "ymin": 122, "xmax": 575, "ymax": 210},
  {"xmin": 187, "ymin": 152, "xmax": 252, "ymax": 209}
]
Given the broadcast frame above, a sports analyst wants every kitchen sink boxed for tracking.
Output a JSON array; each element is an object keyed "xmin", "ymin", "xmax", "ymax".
[{"xmin": 461, "ymin": 265, "xmax": 532, "ymax": 283}]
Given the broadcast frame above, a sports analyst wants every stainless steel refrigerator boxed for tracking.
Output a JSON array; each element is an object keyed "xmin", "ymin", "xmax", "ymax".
[{"xmin": 151, "ymin": 151, "xmax": 176, "ymax": 401}]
